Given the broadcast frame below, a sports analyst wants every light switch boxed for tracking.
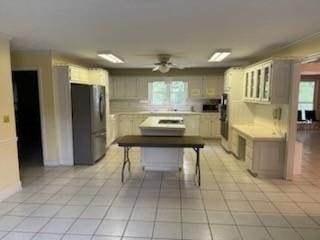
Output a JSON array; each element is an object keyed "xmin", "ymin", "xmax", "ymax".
[{"xmin": 3, "ymin": 115, "xmax": 10, "ymax": 123}]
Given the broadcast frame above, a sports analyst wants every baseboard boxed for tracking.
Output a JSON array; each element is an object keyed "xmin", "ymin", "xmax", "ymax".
[
  {"xmin": 0, "ymin": 181, "xmax": 22, "ymax": 202},
  {"xmin": 43, "ymin": 160, "xmax": 60, "ymax": 166}
]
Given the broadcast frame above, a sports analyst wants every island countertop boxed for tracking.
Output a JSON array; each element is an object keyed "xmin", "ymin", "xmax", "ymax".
[{"xmin": 139, "ymin": 116, "xmax": 186, "ymax": 131}]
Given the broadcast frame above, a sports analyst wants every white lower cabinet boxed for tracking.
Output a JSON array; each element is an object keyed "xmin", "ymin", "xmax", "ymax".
[
  {"xmin": 199, "ymin": 114, "xmax": 220, "ymax": 138},
  {"xmin": 231, "ymin": 129, "xmax": 284, "ymax": 178},
  {"xmin": 183, "ymin": 115, "xmax": 200, "ymax": 136},
  {"xmin": 132, "ymin": 115, "xmax": 148, "ymax": 135},
  {"xmin": 110, "ymin": 115, "xmax": 118, "ymax": 143},
  {"xmin": 118, "ymin": 114, "xmax": 148, "ymax": 136},
  {"xmin": 116, "ymin": 113, "xmax": 220, "ymax": 138},
  {"xmin": 119, "ymin": 115, "xmax": 133, "ymax": 136}
]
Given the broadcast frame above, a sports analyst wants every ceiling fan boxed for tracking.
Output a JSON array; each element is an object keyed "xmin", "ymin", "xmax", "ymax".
[{"xmin": 152, "ymin": 54, "xmax": 184, "ymax": 73}]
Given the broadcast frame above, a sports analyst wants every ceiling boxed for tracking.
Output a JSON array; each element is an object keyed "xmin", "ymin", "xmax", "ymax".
[{"xmin": 0, "ymin": 0, "xmax": 320, "ymax": 69}]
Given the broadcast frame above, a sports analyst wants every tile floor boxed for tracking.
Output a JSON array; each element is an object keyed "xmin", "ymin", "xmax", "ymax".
[{"xmin": 0, "ymin": 141, "xmax": 320, "ymax": 239}]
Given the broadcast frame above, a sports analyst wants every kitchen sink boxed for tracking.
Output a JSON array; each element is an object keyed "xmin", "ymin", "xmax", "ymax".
[{"xmin": 158, "ymin": 119, "xmax": 183, "ymax": 124}]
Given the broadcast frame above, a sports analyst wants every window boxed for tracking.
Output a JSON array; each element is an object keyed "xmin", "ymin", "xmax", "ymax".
[
  {"xmin": 298, "ymin": 81, "xmax": 315, "ymax": 119},
  {"xmin": 149, "ymin": 80, "xmax": 187, "ymax": 106}
]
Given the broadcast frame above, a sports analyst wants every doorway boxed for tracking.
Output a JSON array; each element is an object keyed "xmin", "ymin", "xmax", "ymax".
[
  {"xmin": 296, "ymin": 74, "xmax": 320, "ymax": 177},
  {"xmin": 12, "ymin": 70, "xmax": 43, "ymax": 167},
  {"xmin": 287, "ymin": 60, "xmax": 320, "ymax": 180}
]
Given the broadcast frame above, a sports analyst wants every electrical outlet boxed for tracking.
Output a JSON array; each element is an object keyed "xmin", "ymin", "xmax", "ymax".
[{"xmin": 3, "ymin": 115, "xmax": 10, "ymax": 123}]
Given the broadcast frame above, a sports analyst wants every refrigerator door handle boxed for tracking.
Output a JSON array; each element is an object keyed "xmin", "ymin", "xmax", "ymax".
[{"xmin": 99, "ymin": 93, "xmax": 105, "ymax": 121}]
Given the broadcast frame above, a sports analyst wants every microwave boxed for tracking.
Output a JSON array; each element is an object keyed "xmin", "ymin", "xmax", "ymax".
[{"xmin": 202, "ymin": 104, "xmax": 219, "ymax": 112}]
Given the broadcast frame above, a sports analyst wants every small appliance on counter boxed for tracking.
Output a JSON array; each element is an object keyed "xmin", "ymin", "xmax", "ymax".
[{"xmin": 202, "ymin": 99, "xmax": 220, "ymax": 112}]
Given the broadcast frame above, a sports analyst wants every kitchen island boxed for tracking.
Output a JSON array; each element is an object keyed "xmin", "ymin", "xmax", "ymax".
[{"xmin": 139, "ymin": 116, "xmax": 185, "ymax": 171}]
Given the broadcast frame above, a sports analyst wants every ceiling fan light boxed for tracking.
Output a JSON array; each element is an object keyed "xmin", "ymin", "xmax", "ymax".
[{"xmin": 159, "ymin": 65, "xmax": 170, "ymax": 73}]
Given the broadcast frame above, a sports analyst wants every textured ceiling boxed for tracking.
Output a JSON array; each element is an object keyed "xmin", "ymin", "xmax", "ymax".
[{"xmin": 0, "ymin": 0, "xmax": 320, "ymax": 68}]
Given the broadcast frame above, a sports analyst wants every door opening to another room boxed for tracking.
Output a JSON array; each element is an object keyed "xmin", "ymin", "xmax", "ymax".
[{"xmin": 12, "ymin": 70, "xmax": 43, "ymax": 167}]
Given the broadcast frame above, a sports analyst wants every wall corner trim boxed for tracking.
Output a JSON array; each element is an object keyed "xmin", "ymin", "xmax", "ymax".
[{"xmin": 0, "ymin": 181, "xmax": 22, "ymax": 202}]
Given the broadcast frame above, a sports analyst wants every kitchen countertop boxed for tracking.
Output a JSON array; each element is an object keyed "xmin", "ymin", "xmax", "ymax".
[
  {"xmin": 232, "ymin": 124, "xmax": 284, "ymax": 141},
  {"xmin": 140, "ymin": 116, "xmax": 186, "ymax": 131},
  {"xmin": 110, "ymin": 111, "xmax": 219, "ymax": 115}
]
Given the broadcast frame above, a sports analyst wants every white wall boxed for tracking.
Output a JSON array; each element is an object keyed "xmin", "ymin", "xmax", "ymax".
[
  {"xmin": 247, "ymin": 103, "xmax": 289, "ymax": 135},
  {"xmin": 0, "ymin": 35, "xmax": 21, "ymax": 200}
]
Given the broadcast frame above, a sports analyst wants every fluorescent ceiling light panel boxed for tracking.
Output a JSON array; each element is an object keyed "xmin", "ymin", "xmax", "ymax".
[
  {"xmin": 209, "ymin": 50, "xmax": 231, "ymax": 62},
  {"xmin": 97, "ymin": 52, "xmax": 124, "ymax": 63}
]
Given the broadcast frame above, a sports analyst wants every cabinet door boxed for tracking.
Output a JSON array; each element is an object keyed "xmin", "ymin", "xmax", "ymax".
[
  {"xmin": 244, "ymin": 71, "xmax": 250, "ymax": 99},
  {"xmin": 119, "ymin": 115, "xmax": 132, "ymax": 136},
  {"xmin": 203, "ymin": 76, "xmax": 217, "ymax": 98},
  {"xmin": 125, "ymin": 78, "xmax": 137, "ymax": 99},
  {"xmin": 188, "ymin": 77, "xmax": 203, "ymax": 98},
  {"xmin": 132, "ymin": 115, "xmax": 146, "ymax": 135},
  {"xmin": 98, "ymin": 70, "xmax": 107, "ymax": 86},
  {"xmin": 184, "ymin": 115, "xmax": 199, "ymax": 136},
  {"xmin": 113, "ymin": 77, "xmax": 126, "ymax": 99},
  {"xmin": 255, "ymin": 67, "xmax": 262, "ymax": 100},
  {"xmin": 137, "ymin": 77, "xmax": 148, "ymax": 100},
  {"xmin": 70, "ymin": 66, "xmax": 89, "ymax": 84},
  {"xmin": 249, "ymin": 69, "xmax": 255, "ymax": 99},
  {"xmin": 89, "ymin": 69, "xmax": 106, "ymax": 86},
  {"xmin": 79, "ymin": 68, "xmax": 89, "ymax": 83},
  {"xmin": 261, "ymin": 62, "xmax": 272, "ymax": 102},
  {"xmin": 200, "ymin": 117, "xmax": 211, "ymax": 138}
]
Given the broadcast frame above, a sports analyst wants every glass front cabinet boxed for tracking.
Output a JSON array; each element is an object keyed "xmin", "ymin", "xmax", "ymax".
[
  {"xmin": 244, "ymin": 71, "xmax": 250, "ymax": 99},
  {"xmin": 261, "ymin": 62, "xmax": 272, "ymax": 102},
  {"xmin": 243, "ymin": 60, "xmax": 291, "ymax": 104}
]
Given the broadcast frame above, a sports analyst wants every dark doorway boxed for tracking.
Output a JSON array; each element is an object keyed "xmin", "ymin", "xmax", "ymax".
[{"xmin": 12, "ymin": 71, "xmax": 43, "ymax": 167}]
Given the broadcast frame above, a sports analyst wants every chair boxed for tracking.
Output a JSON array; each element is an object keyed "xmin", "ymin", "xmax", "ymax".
[
  {"xmin": 297, "ymin": 110, "xmax": 303, "ymax": 121},
  {"xmin": 305, "ymin": 110, "xmax": 316, "ymax": 121}
]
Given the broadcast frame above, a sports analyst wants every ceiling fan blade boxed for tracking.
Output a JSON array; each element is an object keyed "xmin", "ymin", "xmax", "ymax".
[
  {"xmin": 152, "ymin": 65, "xmax": 160, "ymax": 71},
  {"xmin": 168, "ymin": 63, "xmax": 185, "ymax": 69}
]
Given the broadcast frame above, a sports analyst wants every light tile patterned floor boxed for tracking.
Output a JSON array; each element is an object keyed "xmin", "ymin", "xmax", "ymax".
[{"xmin": 0, "ymin": 141, "xmax": 320, "ymax": 239}]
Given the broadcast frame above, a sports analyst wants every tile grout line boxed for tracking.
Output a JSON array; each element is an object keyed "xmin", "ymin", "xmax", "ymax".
[
  {"xmin": 198, "ymin": 147, "xmax": 215, "ymax": 240},
  {"xmin": 89, "ymin": 148, "xmax": 129, "ymax": 240},
  {"xmin": 210, "ymin": 143, "xmax": 245, "ymax": 240},
  {"xmin": 120, "ymin": 164, "xmax": 148, "ymax": 239},
  {"xmin": 150, "ymin": 171, "xmax": 163, "ymax": 239}
]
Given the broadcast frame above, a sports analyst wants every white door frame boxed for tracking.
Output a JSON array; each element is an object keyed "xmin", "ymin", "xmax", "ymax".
[
  {"xmin": 285, "ymin": 62, "xmax": 301, "ymax": 179},
  {"xmin": 12, "ymin": 68, "xmax": 49, "ymax": 166}
]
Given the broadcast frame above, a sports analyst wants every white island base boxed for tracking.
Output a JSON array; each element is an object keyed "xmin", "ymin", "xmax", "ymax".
[
  {"xmin": 139, "ymin": 116, "xmax": 185, "ymax": 171},
  {"xmin": 141, "ymin": 148, "xmax": 183, "ymax": 171}
]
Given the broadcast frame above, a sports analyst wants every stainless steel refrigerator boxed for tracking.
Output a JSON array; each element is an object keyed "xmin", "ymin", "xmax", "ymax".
[{"xmin": 71, "ymin": 84, "xmax": 106, "ymax": 165}]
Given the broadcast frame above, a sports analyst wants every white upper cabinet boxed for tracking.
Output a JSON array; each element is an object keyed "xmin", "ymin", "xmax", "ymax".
[
  {"xmin": 88, "ymin": 69, "xmax": 108, "ymax": 86},
  {"xmin": 125, "ymin": 77, "xmax": 137, "ymax": 99},
  {"xmin": 188, "ymin": 75, "xmax": 223, "ymax": 99},
  {"xmin": 112, "ymin": 77, "xmax": 126, "ymax": 99},
  {"xmin": 188, "ymin": 77, "xmax": 203, "ymax": 98},
  {"xmin": 110, "ymin": 76, "xmax": 148, "ymax": 100},
  {"xmin": 203, "ymin": 75, "xmax": 223, "ymax": 98},
  {"xmin": 69, "ymin": 66, "xmax": 89, "ymax": 84},
  {"xmin": 67, "ymin": 66, "xmax": 109, "ymax": 87},
  {"xmin": 243, "ymin": 60, "xmax": 292, "ymax": 104},
  {"xmin": 136, "ymin": 77, "xmax": 148, "ymax": 100}
]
